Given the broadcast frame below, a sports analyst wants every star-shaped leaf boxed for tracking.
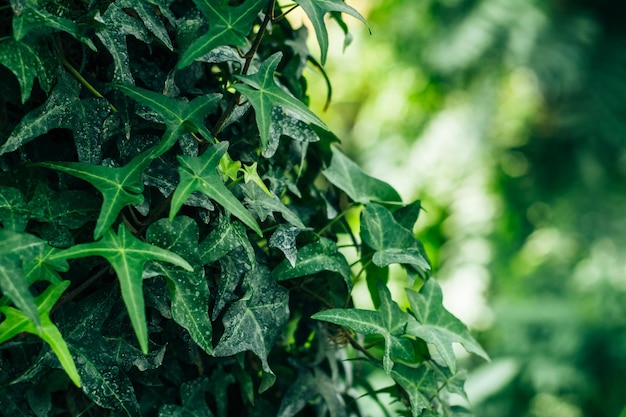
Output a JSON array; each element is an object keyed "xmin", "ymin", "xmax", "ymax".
[
  {"xmin": 49, "ymin": 224, "xmax": 193, "ymax": 354},
  {"xmin": 170, "ymin": 141, "xmax": 263, "ymax": 236},
  {"xmin": 0, "ymin": 280, "xmax": 81, "ymax": 387},
  {"xmin": 38, "ymin": 148, "xmax": 154, "ymax": 240},
  {"xmin": 113, "ymin": 84, "xmax": 220, "ymax": 157},
  {"xmin": 322, "ymin": 146, "xmax": 402, "ymax": 204},
  {"xmin": 234, "ymin": 52, "xmax": 328, "ymax": 150},
  {"xmin": 312, "ymin": 281, "xmax": 414, "ymax": 374},
  {"xmin": 269, "ymin": 224, "xmax": 310, "ymax": 267},
  {"xmin": 146, "ymin": 217, "xmax": 213, "ymax": 354},
  {"xmin": 405, "ymin": 279, "xmax": 489, "ymax": 373},
  {"xmin": 295, "ymin": 0, "xmax": 368, "ymax": 65},
  {"xmin": 177, "ymin": 0, "xmax": 266, "ymax": 69},
  {"xmin": 387, "ymin": 363, "xmax": 437, "ymax": 417},
  {"xmin": 213, "ymin": 266, "xmax": 289, "ymax": 393},
  {"xmin": 241, "ymin": 182, "xmax": 306, "ymax": 229}
]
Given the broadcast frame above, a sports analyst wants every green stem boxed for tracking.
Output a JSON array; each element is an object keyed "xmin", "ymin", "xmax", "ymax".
[{"xmin": 317, "ymin": 204, "xmax": 357, "ymax": 236}]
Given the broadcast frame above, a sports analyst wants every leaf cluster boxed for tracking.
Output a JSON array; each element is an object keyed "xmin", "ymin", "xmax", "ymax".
[{"xmin": 0, "ymin": 0, "xmax": 485, "ymax": 416}]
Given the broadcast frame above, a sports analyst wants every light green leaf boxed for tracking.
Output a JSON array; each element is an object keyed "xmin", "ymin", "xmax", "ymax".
[
  {"xmin": 241, "ymin": 182, "xmax": 306, "ymax": 229},
  {"xmin": 50, "ymin": 223, "xmax": 193, "ymax": 354},
  {"xmin": 388, "ymin": 363, "xmax": 437, "ymax": 417},
  {"xmin": 272, "ymin": 237, "xmax": 351, "ymax": 290},
  {"xmin": 322, "ymin": 147, "xmax": 402, "ymax": 204},
  {"xmin": 0, "ymin": 38, "xmax": 55, "ymax": 103},
  {"xmin": 38, "ymin": 148, "xmax": 154, "ymax": 240},
  {"xmin": 177, "ymin": 0, "xmax": 265, "ymax": 69},
  {"xmin": 0, "ymin": 281, "xmax": 81, "ymax": 387},
  {"xmin": 146, "ymin": 217, "xmax": 213, "ymax": 354},
  {"xmin": 234, "ymin": 52, "xmax": 328, "ymax": 150},
  {"xmin": 294, "ymin": 0, "xmax": 368, "ymax": 65},
  {"xmin": 0, "ymin": 229, "xmax": 45, "ymax": 327},
  {"xmin": 312, "ymin": 281, "xmax": 413, "ymax": 374},
  {"xmin": 405, "ymin": 279, "xmax": 489, "ymax": 373},
  {"xmin": 361, "ymin": 203, "xmax": 430, "ymax": 282},
  {"xmin": 170, "ymin": 141, "xmax": 263, "ymax": 236},
  {"xmin": 113, "ymin": 83, "xmax": 220, "ymax": 157},
  {"xmin": 213, "ymin": 266, "xmax": 289, "ymax": 393}
]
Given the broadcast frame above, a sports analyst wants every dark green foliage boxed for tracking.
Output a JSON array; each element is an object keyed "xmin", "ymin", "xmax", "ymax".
[{"xmin": 0, "ymin": 0, "xmax": 485, "ymax": 415}]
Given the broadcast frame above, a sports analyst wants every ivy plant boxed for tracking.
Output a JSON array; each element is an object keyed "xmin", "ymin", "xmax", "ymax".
[{"xmin": 0, "ymin": 0, "xmax": 487, "ymax": 415}]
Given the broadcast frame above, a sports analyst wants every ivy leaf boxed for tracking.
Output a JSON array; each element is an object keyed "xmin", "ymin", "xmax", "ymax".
[
  {"xmin": 213, "ymin": 266, "xmax": 289, "ymax": 393},
  {"xmin": 269, "ymin": 224, "xmax": 309, "ymax": 267},
  {"xmin": 213, "ymin": 247, "xmax": 253, "ymax": 318},
  {"xmin": 361, "ymin": 203, "xmax": 430, "ymax": 282},
  {"xmin": 0, "ymin": 38, "xmax": 55, "ymax": 103},
  {"xmin": 49, "ymin": 223, "xmax": 193, "ymax": 354},
  {"xmin": 170, "ymin": 141, "xmax": 263, "ymax": 236},
  {"xmin": 264, "ymin": 107, "xmax": 320, "ymax": 158},
  {"xmin": 0, "ymin": 186, "xmax": 29, "ymax": 231},
  {"xmin": 160, "ymin": 376, "xmax": 215, "ymax": 417},
  {"xmin": 177, "ymin": 0, "xmax": 265, "ymax": 69},
  {"xmin": 241, "ymin": 182, "xmax": 306, "ymax": 229},
  {"xmin": 277, "ymin": 367, "xmax": 347, "ymax": 417},
  {"xmin": 387, "ymin": 363, "xmax": 437, "ymax": 417},
  {"xmin": 234, "ymin": 52, "xmax": 328, "ymax": 151},
  {"xmin": 38, "ymin": 148, "xmax": 154, "ymax": 240},
  {"xmin": 272, "ymin": 237, "xmax": 351, "ymax": 291},
  {"xmin": 113, "ymin": 84, "xmax": 220, "ymax": 157},
  {"xmin": 1, "ymin": 72, "xmax": 111, "ymax": 158},
  {"xmin": 312, "ymin": 281, "xmax": 413, "ymax": 374},
  {"xmin": 405, "ymin": 279, "xmax": 489, "ymax": 373},
  {"xmin": 322, "ymin": 147, "xmax": 402, "ymax": 204},
  {"xmin": 199, "ymin": 214, "xmax": 251, "ymax": 264},
  {"xmin": 0, "ymin": 280, "xmax": 81, "ymax": 387},
  {"xmin": 294, "ymin": 0, "xmax": 368, "ymax": 65},
  {"xmin": 118, "ymin": 0, "xmax": 174, "ymax": 50},
  {"xmin": 0, "ymin": 229, "xmax": 45, "ymax": 327},
  {"xmin": 146, "ymin": 217, "xmax": 213, "ymax": 354}
]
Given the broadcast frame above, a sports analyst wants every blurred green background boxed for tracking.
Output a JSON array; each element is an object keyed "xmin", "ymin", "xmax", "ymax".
[{"xmin": 294, "ymin": 0, "xmax": 626, "ymax": 415}]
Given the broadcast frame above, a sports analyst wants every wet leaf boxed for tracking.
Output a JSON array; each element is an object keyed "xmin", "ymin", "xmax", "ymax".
[
  {"xmin": 214, "ymin": 266, "xmax": 289, "ymax": 393},
  {"xmin": 0, "ymin": 281, "xmax": 81, "ymax": 387},
  {"xmin": 388, "ymin": 363, "xmax": 437, "ymax": 417},
  {"xmin": 177, "ymin": 0, "xmax": 265, "ymax": 69},
  {"xmin": 405, "ymin": 279, "xmax": 489, "ymax": 373},
  {"xmin": 50, "ymin": 223, "xmax": 193, "ymax": 354},
  {"xmin": 113, "ymin": 84, "xmax": 220, "ymax": 157},
  {"xmin": 294, "ymin": 0, "xmax": 368, "ymax": 65},
  {"xmin": 234, "ymin": 52, "xmax": 328, "ymax": 151},
  {"xmin": 322, "ymin": 147, "xmax": 402, "ymax": 204},
  {"xmin": 0, "ymin": 186, "xmax": 29, "ymax": 231},
  {"xmin": 146, "ymin": 217, "xmax": 213, "ymax": 354},
  {"xmin": 277, "ymin": 367, "xmax": 347, "ymax": 417},
  {"xmin": 312, "ymin": 281, "xmax": 414, "ymax": 374},
  {"xmin": 170, "ymin": 141, "xmax": 262, "ymax": 236},
  {"xmin": 272, "ymin": 237, "xmax": 351, "ymax": 290},
  {"xmin": 198, "ymin": 214, "xmax": 251, "ymax": 264},
  {"xmin": 0, "ymin": 38, "xmax": 55, "ymax": 103},
  {"xmin": 38, "ymin": 148, "xmax": 154, "ymax": 240},
  {"xmin": 118, "ymin": 0, "xmax": 174, "ymax": 50},
  {"xmin": 269, "ymin": 224, "xmax": 309, "ymax": 267},
  {"xmin": 241, "ymin": 182, "xmax": 305, "ymax": 229},
  {"xmin": 213, "ymin": 247, "xmax": 252, "ymax": 318},
  {"xmin": 264, "ymin": 107, "xmax": 320, "ymax": 158}
]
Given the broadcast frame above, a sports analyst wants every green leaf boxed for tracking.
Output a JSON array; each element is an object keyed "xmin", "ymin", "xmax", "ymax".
[
  {"xmin": 269, "ymin": 224, "xmax": 309, "ymax": 267},
  {"xmin": 294, "ymin": 0, "xmax": 368, "ymax": 65},
  {"xmin": 405, "ymin": 279, "xmax": 489, "ymax": 373},
  {"xmin": 312, "ymin": 281, "xmax": 413, "ymax": 374},
  {"xmin": 234, "ymin": 52, "xmax": 328, "ymax": 151},
  {"xmin": 0, "ymin": 229, "xmax": 45, "ymax": 327},
  {"xmin": 113, "ymin": 83, "xmax": 220, "ymax": 157},
  {"xmin": 1, "ymin": 72, "xmax": 112, "ymax": 160},
  {"xmin": 160, "ymin": 376, "xmax": 216, "ymax": 417},
  {"xmin": 0, "ymin": 186, "xmax": 29, "ymax": 231},
  {"xmin": 38, "ymin": 148, "xmax": 154, "ymax": 240},
  {"xmin": 272, "ymin": 237, "xmax": 351, "ymax": 290},
  {"xmin": 213, "ymin": 266, "xmax": 289, "ymax": 393},
  {"xmin": 146, "ymin": 217, "xmax": 213, "ymax": 354},
  {"xmin": 198, "ymin": 214, "xmax": 251, "ymax": 264},
  {"xmin": 177, "ymin": 0, "xmax": 265, "ymax": 69},
  {"xmin": 0, "ymin": 38, "xmax": 55, "ymax": 103},
  {"xmin": 277, "ymin": 367, "xmax": 347, "ymax": 417},
  {"xmin": 170, "ymin": 141, "xmax": 263, "ymax": 236},
  {"xmin": 322, "ymin": 147, "xmax": 402, "ymax": 204},
  {"xmin": 118, "ymin": 0, "xmax": 174, "ymax": 50},
  {"xmin": 361, "ymin": 203, "xmax": 431, "ymax": 284},
  {"xmin": 214, "ymin": 247, "xmax": 253, "ymax": 318},
  {"xmin": 0, "ymin": 281, "xmax": 81, "ymax": 387},
  {"xmin": 241, "ymin": 182, "xmax": 306, "ymax": 229},
  {"xmin": 264, "ymin": 107, "xmax": 320, "ymax": 158},
  {"xmin": 388, "ymin": 363, "xmax": 437, "ymax": 417},
  {"xmin": 49, "ymin": 223, "xmax": 193, "ymax": 354}
]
